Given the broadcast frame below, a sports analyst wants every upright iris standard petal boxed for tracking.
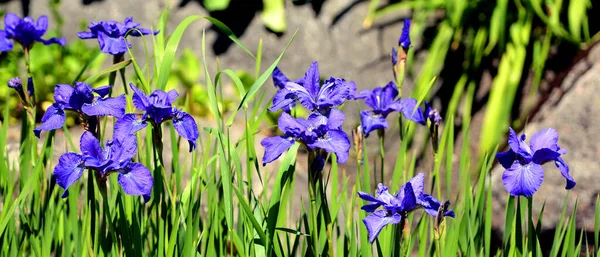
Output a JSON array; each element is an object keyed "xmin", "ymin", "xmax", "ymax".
[
  {"xmin": 529, "ymin": 128, "xmax": 559, "ymax": 152},
  {"xmin": 502, "ymin": 162, "xmax": 544, "ymax": 197},
  {"xmin": 399, "ymin": 183, "xmax": 418, "ymax": 211},
  {"xmin": 303, "ymin": 61, "xmax": 321, "ymax": 99},
  {"xmin": 130, "ymin": 83, "xmax": 150, "ymax": 110},
  {"xmin": 172, "ymin": 110, "xmax": 199, "ymax": 152},
  {"xmin": 260, "ymin": 136, "xmax": 295, "ymax": 165},
  {"xmin": 507, "ymin": 127, "xmax": 532, "ymax": 159},
  {"xmin": 117, "ymin": 162, "xmax": 154, "ymax": 202},
  {"xmin": 363, "ymin": 210, "xmax": 402, "ymax": 243},
  {"xmin": 80, "ymin": 131, "xmax": 104, "ymax": 160},
  {"xmin": 81, "ymin": 95, "xmax": 126, "ymax": 118},
  {"xmin": 401, "ymin": 172, "xmax": 425, "ymax": 198},
  {"xmin": 53, "ymin": 84, "xmax": 75, "ymax": 105},
  {"xmin": 34, "ymin": 103, "xmax": 65, "ymax": 138},
  {"xmin": 307, "ymin": 130, "xmax": 351, "ymax": 164},
  {"xmin": 114, "ymin": 114, "xmax": 148, "ymax": 140},
  {"xmin": 53, "ymin": 153, "xmax": 85, "ymax": 198},
  {"xmin": 107, "ymin": 136, "xmax": 138, "ymax": 169}
]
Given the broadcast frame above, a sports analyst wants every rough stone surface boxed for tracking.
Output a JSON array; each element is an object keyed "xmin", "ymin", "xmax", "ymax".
[{"xmin": 490, "ymin": 44, "xmax": 600, "ymax": 231}]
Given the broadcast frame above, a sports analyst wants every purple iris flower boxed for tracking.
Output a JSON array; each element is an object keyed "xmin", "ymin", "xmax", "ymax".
[
  {"xmin": 270, "ymin": 67, "xmax": 305, "ymax": 112},
  {"xmin": 34, "ymin": 82, "xmax": 126, "ymax": 138},
  {"xmin": 496, "ymin": 127, "xmax": 574, "ymax": 197},
  {"xmin": 398, "ymin": 19, "xmax": 411, "ymax": 50},
  {"xmin": 113, "ymin": 83, "xmax": 199, "ymax": 152},
  {"xmin": 0, "ymin": 13, "xmax": 65, "ymax": 52},
  {"xmin": 355, "ymin": 81, "xmax": 425, "ymax": 136},
  {"xmin": 358, "ymin": 173, "xmax": 454, "ymax": 243},
  {"xmin": 54, "ymin": 131, "xmax": 153, "ymax": 201},
  {"xmin": 77, "ymin": 17, "xmax": 159, "ymax": 55},
  {"xmin": 261, "ymin": 110, "xmax": 350, "ymax": 165},
  {"xmin": 269, "ymin": 62, "xmax": 356, "ymax": 112}
]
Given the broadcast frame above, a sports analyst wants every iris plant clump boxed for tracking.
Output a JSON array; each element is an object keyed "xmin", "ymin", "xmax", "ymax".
[
  {"xmin": 496, "ymin": 127, "xmax": 574, "ymax": 197},
  {"xmin": 78, "ymin": 17, "xmax": 159, "ymax": 55},
  {"xmin": 1, "ymin": 9, "xmax": 584, "ymax": 256},
  {"xmin": 358, "ymin": 173, "xmax": 454, "ymax": 243},
  {"xmin": 0, "ymin": 12, "xmax": 65, "ymax": 52}
]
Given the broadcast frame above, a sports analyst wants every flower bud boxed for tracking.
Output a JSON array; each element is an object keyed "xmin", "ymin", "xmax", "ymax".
[{"xmin": 7, "ymin": 77, "xmax": 27, "ymax": 103}]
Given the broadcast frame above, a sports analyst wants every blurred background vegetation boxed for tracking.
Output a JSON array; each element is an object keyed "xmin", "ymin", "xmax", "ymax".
[{"xmin": 0, "ymin": 0, "xmax": 597, "ymax": 161}]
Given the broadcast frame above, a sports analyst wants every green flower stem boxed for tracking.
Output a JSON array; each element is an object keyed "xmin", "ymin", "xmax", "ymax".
[
  {"xmin": 400, "ymin": 216, "xmax": 411, "ymax": 257},
  {"xmin": 378, "ymin": 129, "xmax": 385, "ymax": 183},
  {"xmin": 307, "ymin": 149, "xmax": 334, "ymax": 256},
  {"xmin": 307, "ymin": 150, "xmax": 320, "ymax": 256},
  {"xmin": 109, "ymin": 53, "xmax": 129, "ymax": 95},
  {"xmin": 391, "ymin": 220, "xmax": 403, "ymax": 257},
  {"xmin": 527, "ymin": 196, "xmax": 536, "ymax": 256},
  {"xmin": 20, "ymin": 48, "xmax": 37, "ymax": 171}
]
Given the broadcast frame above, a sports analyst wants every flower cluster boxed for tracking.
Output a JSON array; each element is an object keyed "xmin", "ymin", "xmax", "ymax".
[
  {"xmin": 496, "ymin": 127, "xmax": 574, "ymax": 197},
  {"xmin": 34, "ymin": 82, "xmax": 126, "ymax": 138},
  {"xmin": 54, "ymin": 131, "xmax": 153, "ymax": 201},
  {"xmin": 78, "ymin": 17, "xmax": 159, "ymax": 55},
  {"xmin": 262, "ymin": 62, "xmax": 353, "ymax": 166},
  {"xmin": 1, "ymin": 13, "xmax": 191, "ymax": 202},
  {"xmin": 0, "ymin": 13, "xmax": 65, "ymax": 52},
  {"xmin": 114, "ymin": 83, "xmax": 199, "ymax": 152},
  {"xmin": 358, "ymin": 173, "xmax": 454, "ymax": 243}
]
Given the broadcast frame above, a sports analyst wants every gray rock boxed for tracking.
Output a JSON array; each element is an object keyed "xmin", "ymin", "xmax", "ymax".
[{"xmin": 491, "ymin": 45, "xmax": 600, "ymax": 231}]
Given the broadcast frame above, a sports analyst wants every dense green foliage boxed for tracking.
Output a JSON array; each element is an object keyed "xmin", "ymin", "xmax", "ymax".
[{"xmin": 0, "ymin": 2, "xmax": 598, "ymax": 257}]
